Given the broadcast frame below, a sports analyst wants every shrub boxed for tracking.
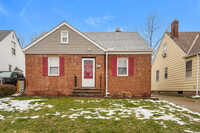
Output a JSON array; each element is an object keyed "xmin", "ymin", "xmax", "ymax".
[{"xmin": 0, "ymin": 84, "xmax": 16, "ymax": 97}]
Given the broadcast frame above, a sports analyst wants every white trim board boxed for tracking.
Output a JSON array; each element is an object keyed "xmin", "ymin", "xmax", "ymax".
[{"xmin": 23, "ymin": 21, "xmax": 107, "ymax": 52}]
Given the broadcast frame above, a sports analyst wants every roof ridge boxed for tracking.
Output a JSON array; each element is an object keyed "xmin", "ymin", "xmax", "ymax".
[{"xmin": 187, "ymin": 34, "xmax": 199, "ymax": 55}]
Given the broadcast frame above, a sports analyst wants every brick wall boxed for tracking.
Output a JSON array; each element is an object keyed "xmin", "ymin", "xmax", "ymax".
[
  {"xmin": 107, "ymin": 54, "xmax": 152, "ymax": 97},
  {"xmin": 25, "ymin": 54, "xmax": 105, "ymax": 96},
  {"xmin": 25, "ymin": 54, "xmax": 151, "ymax": 97}
]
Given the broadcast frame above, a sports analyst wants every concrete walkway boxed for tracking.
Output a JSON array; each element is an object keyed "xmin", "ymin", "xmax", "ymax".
[{"xmin": 152, "ymin": 94, "xmax": 200, "ymax": 113}]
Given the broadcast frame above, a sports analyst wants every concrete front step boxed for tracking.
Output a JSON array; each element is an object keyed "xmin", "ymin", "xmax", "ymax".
[
  {"xmin": 73, "ymin": 90, "xmax": 103, "ymax": 93},
  {"xmin": 73, "ymin": 88, "xmax": 102, "ymax": 90},
  {"xmin": 72, "ymin": 88, "xmax": 103, "ymax": 97},
  {"xmin": 72, "ymin": 93, "xmax": 103, "ymax": 97}
]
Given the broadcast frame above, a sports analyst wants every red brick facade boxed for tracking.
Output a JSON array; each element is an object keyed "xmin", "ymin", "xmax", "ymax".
[
  {"xmin": 25, "ymin": 54, "xmax": 151, "ymax": 97},
  {"xmin": 25, "ymin": 54, "xmax": 105, "ymax": 96},
  {"xmin": 108, "ymin": 54, "xmax": 151, "ymax": 97}
]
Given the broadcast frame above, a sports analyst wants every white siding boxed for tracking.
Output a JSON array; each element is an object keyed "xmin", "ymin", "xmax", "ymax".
[{"xmin": 0, "ymin": 31, "xmax": 25, "ymax": 74}]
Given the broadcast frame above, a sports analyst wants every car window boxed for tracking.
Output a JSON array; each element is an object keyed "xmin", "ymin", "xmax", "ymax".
[
  {"xmin": 0, "ymin": 72, "xmax": 12, "ymax": 77},
  {"xmin": 12, "ymin": 72, "xmax": 17, "ymax": 78},
  {"xmin": 17, "ymin": 73, "xmax": 24, "ymax": 78}
]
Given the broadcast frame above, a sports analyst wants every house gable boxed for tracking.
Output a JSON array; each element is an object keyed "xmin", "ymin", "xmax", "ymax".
[
  {"xmin": 24, "ymin": 22, "xmax": 106, "ymax": 54},
  {"xmin": 151, "ymin": 32, "xmax": 197, "ymax": 92}
]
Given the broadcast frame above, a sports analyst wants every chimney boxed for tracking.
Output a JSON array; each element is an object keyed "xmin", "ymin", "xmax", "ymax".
[
  {"xmin": 171, "ymin": 19, "xmax": 179, "ymax": 38},
  {"xmin": 115, "ymin": 28, "xmax": 121, "ymax": 32}
]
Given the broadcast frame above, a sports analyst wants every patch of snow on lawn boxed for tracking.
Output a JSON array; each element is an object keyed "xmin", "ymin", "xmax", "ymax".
[
  {"xmin": 0, "ymin": 115, "xmax": 5, "ymax": 120},
  {"xmin": 68, "ymin": 99, "xmax": 200, "ymax": 126},
  {"xmin": 0, "ymin": 97, "xmax": 47, "ymax": 112},
  {"xmin": 30, "ymin": 116, "xmax": 39, "ymax": 119}
]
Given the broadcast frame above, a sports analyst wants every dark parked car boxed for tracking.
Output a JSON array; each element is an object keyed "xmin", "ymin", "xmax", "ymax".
[{"xmin": 0, "ymin": 71, "xmax": 25, "ymax": 86}]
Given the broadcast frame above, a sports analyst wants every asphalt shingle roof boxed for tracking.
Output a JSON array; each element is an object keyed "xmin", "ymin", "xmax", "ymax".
[
  {"xmin": 0, "ymin": 30, "xmax": 12, "ymax": 41},
  {"xmin": 166, "ymin": 32, "xmax": 200, "ymax": 56},
  {"xmin": 83, "ymin": 32, "xmax": 153, "ymax": 51}
]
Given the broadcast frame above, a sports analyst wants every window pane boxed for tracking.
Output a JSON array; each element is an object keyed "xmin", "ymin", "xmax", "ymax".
[
  {"xmin": 186, "ymin": 70, "xmax": 192, "ymax": 78},
  {"xmin": 118, "ymin": 67, "xmax": 127, "ymax": 75},
  {"xmin": 50, "ymin": 67, "xmax": 58, "ymax": 74},
  {"xmin": 118, "ymin": 59, "xmax": 127, "ymax": 67},
  {"xmin": 50, "ymin": 59, "xmax": 58, "ymax": 66},
  {"xmin": 63, "ymin": 33, "xmax": 67, "ymax": 38},
  {"xmin": 163, "ymin": 44, "xmax": 167, "ymax": 53},
  {"xmin": 186, "ymin": 61, "xmax": 192, "ymax": 69},
  {"xmin": 11, "ymin": 42, "xmax": 15, "ymax": 48},
  {"xmin": 62, "ymin": 38, "xmax": 67, "ymax": 42}
]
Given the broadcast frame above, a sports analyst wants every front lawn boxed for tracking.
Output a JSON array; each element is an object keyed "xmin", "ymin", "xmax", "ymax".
[{"xmin": 0, "ymin": 97, "xmax": 200, "ymax": 133}]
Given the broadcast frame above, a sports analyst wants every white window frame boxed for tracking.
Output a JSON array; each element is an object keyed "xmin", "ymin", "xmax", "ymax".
[
  {"xmin": 117, "ymin": 58, "xmax": 128, "ymax": 76},
  {"xmin": 61, "ymin": 30, "xmax": 68, "ymax": 44},
  {"xmin": 163, "ymin": 43, "xmax": 167, "ymax": 54},
  {"xmin": 185, "ymin": 60, "xmax": 192, "ymax": 78},
  {"xmin": 48, "ymin": 57, "xmax": 59, "ymax": 76}
]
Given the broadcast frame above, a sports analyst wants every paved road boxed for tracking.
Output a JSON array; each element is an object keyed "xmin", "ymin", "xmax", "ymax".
[{"xmin": 152, "ymin": 94, "xmax": 200, "ymax": 113}]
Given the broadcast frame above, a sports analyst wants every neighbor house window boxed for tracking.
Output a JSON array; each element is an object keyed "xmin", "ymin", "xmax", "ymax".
[
  {"xmin": 186, "ymin": 60, "xmax": 192, "ymax": 78},
  {"xmin": 61, "ymin": 31, "xmax": 68, "ymax": 44},
  {"xmin": 9, "ymin": 65, "xmax": 12, "ymax": 72},
  {"xmin": 163, "ymin": 43, "xmax": 167, "ymax": 53},
  {"xmin": 117, "ymin": 58, "xmax": 128, "ymax": 76},
  {"xmin": 11, "ymin": 41, "xmax": 16, "ymax": 55},
  {"xmin": 164, "ymin": 67, "xmax": 168, "ymax": 79},
  {"xmin": 156, "ymin": 70, "xmax": 159, "ymax": 82},
  {"xmin": 48, "ymin": 57, "xmax": 59, "ymax": 76}
]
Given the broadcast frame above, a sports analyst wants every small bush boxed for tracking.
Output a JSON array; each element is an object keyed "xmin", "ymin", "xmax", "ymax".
[{"xmin": 0, "ymin": 84, "xmax": 16, "ymax": 97}]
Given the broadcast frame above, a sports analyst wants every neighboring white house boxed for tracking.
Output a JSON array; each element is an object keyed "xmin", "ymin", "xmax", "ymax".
[{"xmin": 0, "ymin": 30, "xmax": 25, "ymax": 74}]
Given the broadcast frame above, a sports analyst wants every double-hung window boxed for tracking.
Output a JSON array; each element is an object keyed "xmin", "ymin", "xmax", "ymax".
[
  {"xmin": 185, "ymin": 60, "xmax": 192, "ymax": 78},
  {"xmin": 61, "ymin": 31, "xmax": 68, "ymax": 44},
  {"xmin": 117, "ymin": 58, "xmax": 128, "ymax": 76},
  {"xmin": 163, "ymin": 43, "xmax": 167, "ymax": 54},
  {"xmin": 11, "ymin": 41, "xmax": 16, "ymax": 55},
  {"xmin": 164, "ymin": 67, "xmax": 168, "ymax": 79},
  {"xmin": 48, "ymin": 57, "xmax": 59, "ymax": 76},
  {"xmin": 156, "ymin": 70, "xmax": 159, "ymax": 82}
]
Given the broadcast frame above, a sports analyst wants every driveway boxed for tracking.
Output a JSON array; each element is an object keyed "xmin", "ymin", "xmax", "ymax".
[{"xmin": 152, "ymin": 94, "xmax": 200, "ymax": 113}]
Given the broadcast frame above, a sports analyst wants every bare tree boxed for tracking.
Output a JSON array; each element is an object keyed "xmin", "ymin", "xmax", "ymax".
[
  {"xmin": 142, "ymin": 13, "xmax": 162, "ymax": 49},
  {"xmin": 30, "ymin": 32, "xmax": 38, "ymax": 43},
  {"xmin": 17, "ymin": 33, "xmax": 26, "ymax": 48}
]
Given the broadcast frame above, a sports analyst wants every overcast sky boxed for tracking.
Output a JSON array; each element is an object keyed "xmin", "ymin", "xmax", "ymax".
[{"xmin": 0, "ymin": 0, "xmax": 200, "ymax": 46}]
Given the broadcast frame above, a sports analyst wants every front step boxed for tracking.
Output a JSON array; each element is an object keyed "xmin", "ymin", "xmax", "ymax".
[{"xmin": 72, "ymin": 88, "xmax": 103, "ymax": 97}]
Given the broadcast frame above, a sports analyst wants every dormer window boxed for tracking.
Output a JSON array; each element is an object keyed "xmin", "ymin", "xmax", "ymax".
[{"xmin": 61, "ymin": 31, "xmax": 68, "ymax": 44}]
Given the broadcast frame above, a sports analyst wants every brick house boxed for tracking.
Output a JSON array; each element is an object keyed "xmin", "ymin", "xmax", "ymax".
[{"xmin": 23, "ymin": 21, "xmax": 153, "ymax": 97}]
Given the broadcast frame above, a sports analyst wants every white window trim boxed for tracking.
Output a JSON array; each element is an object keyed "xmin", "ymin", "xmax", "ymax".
[
  {"xmin": 185, "ymin": 60, "xmax": 192, "ymax": 79},
  {"xmin": 61, "ymin": 30, "xmax": 68, "ymax": 44},
  {"xmin": 48, "ymin": 57, "xmax": 59, "ymax": 76},
  {"xmin": 117, "ymin": 58, "xmax": 128, "ymax": 76}
]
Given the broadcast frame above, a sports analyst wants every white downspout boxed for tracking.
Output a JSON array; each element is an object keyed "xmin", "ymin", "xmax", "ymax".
[
  {"xmin": 105, "ymin": 51, "xmax": 109, "ymax": 96},
  {"xmin": 196, "ymin": 53, "xmax": 199, "ymax": 96}
]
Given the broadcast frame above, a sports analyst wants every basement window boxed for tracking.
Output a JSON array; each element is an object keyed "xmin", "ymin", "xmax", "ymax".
[
  {"xmin": 185, "ymin": 60, "xmax": 192, "ymax": 78},
  {"xmin": 61, "ymin": 31, "xmax": 68, "ymax": 44}
]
